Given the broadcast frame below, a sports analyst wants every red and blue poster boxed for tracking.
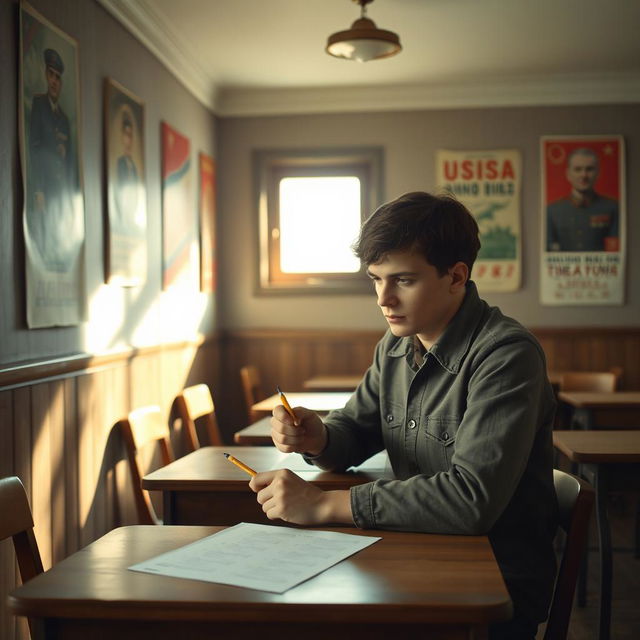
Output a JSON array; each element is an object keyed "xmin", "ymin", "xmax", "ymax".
[
  {"xmin": 161, "ymin": 122, "xmax": 197, "ymax": 289},
  {"xmin": 199, "ymin": 153, "xmax": 217, "ymax": 293}
]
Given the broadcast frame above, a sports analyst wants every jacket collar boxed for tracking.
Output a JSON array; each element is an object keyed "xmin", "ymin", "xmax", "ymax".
[{"xmin": 386, "ymin": 280, "xmax": 486, "ymax": 374}]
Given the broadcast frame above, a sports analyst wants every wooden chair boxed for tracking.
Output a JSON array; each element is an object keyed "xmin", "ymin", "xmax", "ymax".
[
  {"xmin": 0, "ymin": 476, "xmax": 43, "ymax": 583},
  {"xmin": 0, "ymin": 476, "xmax": 44, "ymax": 638},
  {"xmin": 543, "ymin": 469, "xmax": 594, "ymax": 640},
  {"xmin": 173, "ymin": 383, "xmax": 223, "ymax": 450},
  {"xmin": 118, "ymin": 405, "xmax": 175, "ymax": 525},
  {"xmin": 559, "ymin": 371, "xmax": 618, "ymax": 393},
  {"xmin": 240, "ymin": 365, "xmax": 266, "ymax": 423},
  {"xmin": 555, "ymin": 369, "xmax": 622, "ymax": 430}
]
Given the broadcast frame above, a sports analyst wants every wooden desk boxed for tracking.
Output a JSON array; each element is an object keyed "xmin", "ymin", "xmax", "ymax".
[
  {"xmin": 547, "ymin": 370, "xmax": 562, "ymax": 390},
  {"xmin": 303, "ymin": 374, "xmax": 362, "ymax": 391},
  {"xmin": 142, "ymin": 446, "xmax": 390, "ymax": 525},
  {"xmin": 250, "ymin": 391, "xmax": 352, "ymax": 419},
  {"xmin": 9, "ymin": 525, "xmax": 512, "ymax": 640},
  {"xmin": 553, "ymin": 430, "xmax": 640, "ymax": 640},
  {"xmin": 557, "ymin": 391, "xmax": 640, "ymax": 429},
  {"xmin": 233, "ymin": 416, "xmax": 273, "ymax": 445}
]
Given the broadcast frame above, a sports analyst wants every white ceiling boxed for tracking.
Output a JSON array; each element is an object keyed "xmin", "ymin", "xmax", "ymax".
[{"xmin": 98, "ymin": 0, "xmax": 640, "ymax": 116}]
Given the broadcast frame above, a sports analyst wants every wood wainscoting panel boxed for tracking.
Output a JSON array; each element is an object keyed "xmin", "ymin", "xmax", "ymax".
[
  {"xmin": 218, "ymin": 327, "xmax": 640, "ymax": 437},
  {"xmin": 532, "ymin": 327, "xmax": 640, "ymax": 391},
  {"xmin": 218, "ymin": 329, "xmax": 385, "ymax": 434},
  {"xmin": 0, "ymin": 338, "xmax": 219, "ymax": 640}
]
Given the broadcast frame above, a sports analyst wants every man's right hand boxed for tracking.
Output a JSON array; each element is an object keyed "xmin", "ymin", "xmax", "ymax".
[{"xmin": 270, "ymin": 405, "xmax": 327, "ymax": 456}]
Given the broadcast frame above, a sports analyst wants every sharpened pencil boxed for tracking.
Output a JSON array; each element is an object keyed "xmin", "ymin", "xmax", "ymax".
[
  {"xmin": 223, "ymin": 452, "xmax": 257, "ymax": 477},
  {"xmin": 276, "ymin": 385, "xmax": 297, "ymax": 423}
]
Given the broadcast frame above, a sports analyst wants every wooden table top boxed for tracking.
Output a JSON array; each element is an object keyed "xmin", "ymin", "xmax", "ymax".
[
  {"xmin": 251, "ymin": 391, "xmax": 353, "ymax": 414},
  {"xmin": 553, "ymin": 430, "xmax": 640, "ymax": 463},
  {"xmin": 233, "ymin": 416, "xmax": 273, "ymax": 445},
  {"xmin": 556, "ymin": 391, "xmax": 640, "ymax": 409},
  {"xmin": 142, "ymin": 446, "xmax": 391, "ymax": 491},
  {"xmin": 303, "ymin": 375, "xmax": 362, "ymax": 391},
  {"xmin": 8, "ymin": 525, "xmax": 512, "ymax": 625}
]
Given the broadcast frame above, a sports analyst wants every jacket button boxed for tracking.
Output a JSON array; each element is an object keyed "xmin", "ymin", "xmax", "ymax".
[
  {"xmin": 442, "ymin": 432, "xmax": 449, "ymax": 441},
  {"xmin": 408, "ymin": 419, "xmax": 416, "ymax": 429},
  {"xmin": 386, "ymin": 414, "xmax": 394, "ymax": 423}
]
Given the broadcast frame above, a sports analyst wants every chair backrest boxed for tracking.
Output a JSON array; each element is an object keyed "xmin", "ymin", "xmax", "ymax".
[
  {"xmin": 173, "ymin": 383, "xmax": 223, "ymax": 450},
  {"xmin": 240, "ymin": 365, "xmax": 265, "ymax": 423},
  {"xmin": 559, "ymin": 371, "xmax": 617, "ymax": 393},
  {"xmin": 118, "ymin": 405, "xmax": 174, "ymax": 525},
  {"xmin": 608, "ymin": 366, "xmax": 623, "ymax": 388},
  {"xmin": 0, "ymin": 476, "xmax": 44, "ymax": 584},
  {"xmin": 544, "ymin": 469, "xmax": 595, "ymax": 640}
]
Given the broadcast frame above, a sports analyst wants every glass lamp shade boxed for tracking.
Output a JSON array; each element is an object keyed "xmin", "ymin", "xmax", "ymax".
[{"xmin": 326, "ymin": 16, "xmax": 401, "ymax": 62}]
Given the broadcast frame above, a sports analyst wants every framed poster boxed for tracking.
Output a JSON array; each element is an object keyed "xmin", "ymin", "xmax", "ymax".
[
  {"xmin": 199, "ymin": 153, "xmax": 217, "ymax": 293},
  {"xmin": 19, "ymin": 1, "xmax": 85, "ymax": 327},
  {"xmin": 436, "ymin": 149, "xmax": 521, "ymax": 292},
  {"xmin": 540, "ymin": 136, "xmax": 625, "ymax": 305},
  {"xmin": 161, "ymin": 122, "xmax": 197, "ymax": 289},
  {"xmin": 104, "ymin": 77, "xmax": 147, "ymax": 286}
]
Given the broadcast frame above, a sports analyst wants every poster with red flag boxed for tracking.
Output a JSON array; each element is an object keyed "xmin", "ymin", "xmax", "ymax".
[
  {"xmin": 199, "ymin": 153, "xmax": 217, "ymax": 293},
  {"xmin": 161, "ymin": 122, "xmax": 197, "ymax": 289},
  {"xmin": 540, "ymin": 135, "xmax": 625, "ymax": 305}
]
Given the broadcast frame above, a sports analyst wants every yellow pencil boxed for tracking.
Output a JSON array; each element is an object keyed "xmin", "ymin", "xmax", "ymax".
[
  {"xmin": 223, "ymin": 452, "xmax": 257, "ymax": 477},
  {"xmin": 276, "ymin": 385, "xmax": 297, "ymax": 422}
]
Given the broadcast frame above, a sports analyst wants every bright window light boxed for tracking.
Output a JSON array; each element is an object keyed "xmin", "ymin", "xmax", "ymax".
[{"xmin": 279, "ymin": 176, "xmax": 361, "ymax": 273}]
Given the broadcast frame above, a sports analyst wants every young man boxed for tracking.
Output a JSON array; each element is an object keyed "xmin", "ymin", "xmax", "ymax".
[{"xmin": 250, "ymin": 191, "xmax": 558, "ymax": 639}]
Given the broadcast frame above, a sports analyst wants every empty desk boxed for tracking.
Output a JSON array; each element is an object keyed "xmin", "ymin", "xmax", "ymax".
[
  {"xmin": 303, "ymin": 374, "xmax": 362, "ymax": 391},
  {"xmin": 553, "ymin": 429, "xmax": 640, "ymax": 640},
  {"xmin": 142, "ymin": 446, "xmax": 390, "ymax": 525},
  {"xmin": 249, "ymin": 391, "xmax": 352, "ymax": 420},
  {"xmin": 8, "ymin": 524, "xmax": 512, "ymax": 639},
  {"xmin": 233, "ymin": 416, "xmax": 273, "ymax": 445},
  {"xmin": 557, "ymin": 391, "xmax": 640, "ymax": 429}
]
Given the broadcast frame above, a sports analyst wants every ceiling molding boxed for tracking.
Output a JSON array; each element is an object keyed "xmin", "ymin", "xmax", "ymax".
[
  {"xmin": 96, "ymin": 0, "xmax": 217, "ymax": 111},
  {"xmin": 216, "ymin": 73, "xmax": 640, "ymax": 117},
  {"xmin": 97, "ymin": 0, "xmax": 640, "ymax": 118}
]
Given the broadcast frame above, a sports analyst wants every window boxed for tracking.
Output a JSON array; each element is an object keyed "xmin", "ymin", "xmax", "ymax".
[{"xmin": 254, "ymin": 148, "xmax": 384, "ymax": 294}]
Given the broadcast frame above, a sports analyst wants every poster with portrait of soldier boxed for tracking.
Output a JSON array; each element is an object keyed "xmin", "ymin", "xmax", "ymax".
[
  {"xmin": 19, "ymin": 2, "xmax": 85, "ymax": 327},
  {"xmin": 540, "ymin": 135, "xmax": 625, "ymax": 305},
  {"xmin": 104, "ymin": 78, "xmax": 147, "ymax": 287}
]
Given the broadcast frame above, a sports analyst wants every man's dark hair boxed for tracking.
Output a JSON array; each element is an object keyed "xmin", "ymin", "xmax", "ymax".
[{"xmin": 353, "ymin": 191, "xmax": 481, "ymax": 276}]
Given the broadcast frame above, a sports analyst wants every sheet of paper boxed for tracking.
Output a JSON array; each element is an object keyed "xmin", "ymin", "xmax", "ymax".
[
  {"xmin": 129, "ymin": 522, "xmax": 380, "ymax": 593},
  {"xmin": 269, "ymin": 450, "xmax": 392, "ymax": 474}
]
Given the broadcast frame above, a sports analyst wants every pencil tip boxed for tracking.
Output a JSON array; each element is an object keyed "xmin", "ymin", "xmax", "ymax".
[
  {"xmin": 276, "ymin": 385, "xmax": 282, "ymax": 394},
  {"xmin": 223, "ymin": 452, "xmax": 229, "ymax": 458}
]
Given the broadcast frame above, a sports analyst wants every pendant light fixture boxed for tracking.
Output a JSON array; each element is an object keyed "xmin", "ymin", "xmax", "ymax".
[{"xmin": 326, "ymin": 0, "xmax": 402, "ymax": 62}]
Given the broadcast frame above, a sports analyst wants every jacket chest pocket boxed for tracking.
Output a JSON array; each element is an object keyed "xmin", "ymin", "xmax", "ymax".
[{"xmin": 420, "ymin": 415, "xmax": 460, "ymax": 472}]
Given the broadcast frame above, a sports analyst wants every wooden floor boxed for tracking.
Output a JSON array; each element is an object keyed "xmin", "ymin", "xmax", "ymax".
[{"xmin": 537, "ymin": 494, "xmax": 640, "ymax": 639}]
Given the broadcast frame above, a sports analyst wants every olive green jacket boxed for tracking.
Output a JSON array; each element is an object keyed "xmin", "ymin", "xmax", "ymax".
[{"xmin": 310, "ymin": 281, "xmax": 558, "ymax": 623}]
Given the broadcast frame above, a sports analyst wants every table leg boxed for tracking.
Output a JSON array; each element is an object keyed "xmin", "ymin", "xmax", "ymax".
[
  {"xmin": 162, "ymin": 491, "xmax": 175, "ymax": 525},
  {"xmin": 595, "ymin": 465, "xmax": 612, "ymax": 640}
]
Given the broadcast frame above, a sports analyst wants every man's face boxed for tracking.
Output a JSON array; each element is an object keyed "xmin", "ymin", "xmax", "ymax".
[
  {"xmin": 366, "ymin": 250, "xmax": 461, "ymax": 348},
  {"xmin": 566, "ymin": 152, "xmax": 599, "ymax": 194},
  {"xmin": 45, "ymin": 66, "xmax": 62, "ymax": 102}
]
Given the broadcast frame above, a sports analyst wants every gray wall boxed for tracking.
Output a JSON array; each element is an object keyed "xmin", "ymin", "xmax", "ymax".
[
  {"xmin": 0, "ymin": 0, "xmax": 217, "ymax": 365},
  {"xmin": 218, "ymin": 106, "xmax": 639, "ymax": 330}
]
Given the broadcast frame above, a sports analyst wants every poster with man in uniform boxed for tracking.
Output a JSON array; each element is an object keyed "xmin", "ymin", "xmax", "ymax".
[
  {"xmin": 20, "ymin": 2, "xmax": 85, "ymax": 327},
  {"xmin": 540, "ymin": 136, "xmax": 625, "ymax": 305}
]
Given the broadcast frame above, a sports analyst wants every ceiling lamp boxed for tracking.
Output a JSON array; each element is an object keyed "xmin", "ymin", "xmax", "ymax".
[{"xmin": 326, "ymin": 0, "xmax": 401, "ymax": 62}]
